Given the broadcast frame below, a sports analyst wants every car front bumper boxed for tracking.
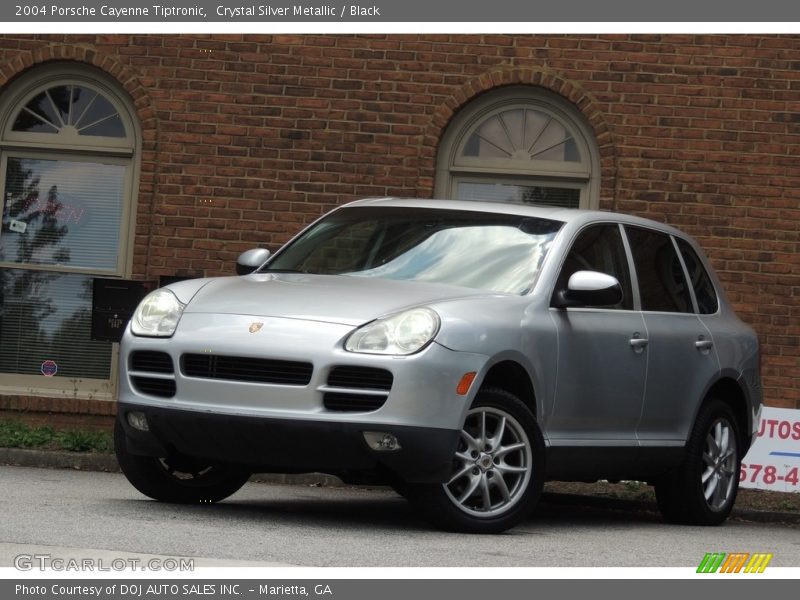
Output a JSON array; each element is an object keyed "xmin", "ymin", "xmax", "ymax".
[
  {"xmin": 117, "ymin": 403, "xmax": 461, "ymax": 483},
  {"xmin": 118, "ymin": 312, "xmax": 489, "ymax": 483}
]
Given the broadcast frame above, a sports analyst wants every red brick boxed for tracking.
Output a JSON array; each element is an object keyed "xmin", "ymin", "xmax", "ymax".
[{"xmin": 0, "ymin": 33, "xmax": 797, "ymax": 414}]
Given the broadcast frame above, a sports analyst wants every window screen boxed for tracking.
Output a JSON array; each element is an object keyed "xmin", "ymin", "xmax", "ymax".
[
  {"xmin": 457, "ymin": 182, "xmax": 580, "ymax": 208},
  {"xmin": 1, "ymin": 157, "xmax": 124, "ymax": 271},
  {"xmin": 0, "ymin": 271, "xmax": 112, "ymax": 378}
]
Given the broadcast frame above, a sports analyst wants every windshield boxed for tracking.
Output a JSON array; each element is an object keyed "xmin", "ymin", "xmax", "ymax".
[{"xmin": 262, "ymin": 206, "xmax": 563, "ymax": 294}]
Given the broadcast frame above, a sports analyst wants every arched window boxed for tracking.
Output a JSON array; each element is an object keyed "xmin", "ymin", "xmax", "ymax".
[
  {"xmin": 435, "ymin": 86, "xmax": 600, "ymax": 209},
  {"xmin": 0, "ymin": 64, "xmax": 139, "ymax": 396}
]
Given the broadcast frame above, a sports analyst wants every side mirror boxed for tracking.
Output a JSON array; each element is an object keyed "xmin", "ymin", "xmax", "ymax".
[
  {"xmin": 553, "ymin": 270, "xmax": 623, "ymax": 309},
  {"xmin": 236, "ymin": 248, "xmax": 271, "ymax": 275}
]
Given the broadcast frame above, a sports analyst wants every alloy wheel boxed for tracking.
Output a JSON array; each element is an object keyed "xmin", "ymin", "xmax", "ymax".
[
  {"xmin": 702, "ymin": 418, "xmax": 738, "ymax": 511},
  {"xmin": 443, "ymin": 406, "xmax": 533, "ymax": 517}
]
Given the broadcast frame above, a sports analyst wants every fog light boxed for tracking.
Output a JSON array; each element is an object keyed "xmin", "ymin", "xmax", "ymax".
[
  {"xmin": 127, "ymin": 411, "xmax": 149, "ymax": 432},
  {"xmin": 363, "ymin": 431, "xmax": 401, "ymax": 452}
]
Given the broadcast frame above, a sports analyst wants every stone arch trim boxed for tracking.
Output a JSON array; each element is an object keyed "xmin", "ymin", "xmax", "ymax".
[
  {"xmin": 420, "ymin": 67, "xmax": 618, "ymax": 209},
  {"xmin": 0, "ymin": 45, "xmax": 157, "ymax": 132},
  {"xmin": 0, "ymin": 44, "xmax": 160, "ymax": 280}
]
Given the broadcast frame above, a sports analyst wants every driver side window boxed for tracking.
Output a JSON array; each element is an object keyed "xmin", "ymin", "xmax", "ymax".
[{"xmin": 553, "ymin": 224, "xmax": 633, "ymax": 310}]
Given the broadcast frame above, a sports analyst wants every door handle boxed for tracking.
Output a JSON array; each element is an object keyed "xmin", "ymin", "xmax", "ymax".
[
  {"xmin": 629, "ymin": 337, "xmax": 649, "ymax": 351},
  {"xmin": 695, "ymin": 339, "xmax": 714, "ymax": 351}
]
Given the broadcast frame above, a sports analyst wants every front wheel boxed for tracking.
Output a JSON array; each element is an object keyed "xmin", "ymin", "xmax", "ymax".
[
  {"xmin": 406, "ymin": 387, "xmax": 545, "ymax": 533},
  {"xmin": 655, "ymin": 398, "xmax": 741, "ymax": 525},
  {"xmin": 114, "ymin": 421, "xmax": 251, "ymax": 504}
]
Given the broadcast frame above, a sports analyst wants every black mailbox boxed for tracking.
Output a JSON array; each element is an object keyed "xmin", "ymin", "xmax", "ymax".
[{"xmin": 91, "ymin": 278, "xmax": 151, "ymax": 342}]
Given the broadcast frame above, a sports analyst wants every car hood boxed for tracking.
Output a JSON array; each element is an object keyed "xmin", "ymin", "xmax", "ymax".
[{"xmin": 181, "ymin": 273, "xmax": 492, "ymax": 326}]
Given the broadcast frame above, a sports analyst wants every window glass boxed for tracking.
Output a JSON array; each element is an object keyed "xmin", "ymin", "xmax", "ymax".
[
  {"xmin": 292, "ymin": 219, "xmax": 377, "ymax": 274},
  {"xmin": 676, "ymin": 238, "xmax": 718, "ymax": 314},
  {"xmin": 435, "ymin": 87, "xmax": 599, "ymax": 209},
  {"xmin": 266, "ymin": 206, "xmax": 563, "ymax": 295},
  {"xmin": 553, "ymin": 224, "xmax": 633, "ymax": 310},
  {"xmin": 462, "ymin": 108, "xmax": 581, "ymax": 163},
  {"xmin": 1, "ymin": 157, "xmax": 124, "ymax": 271},
  {"xmin": 626, "ymin": 227, "xmax": 693, "ymax": 313},
  {"xmin": 0, "ymin": 70, "xmax": 135, "ymax": 384},
  {"xmin": 457, "ymin": 181, "xmax": 580, "ymax": 208},
  {"xmin": 12, "ymin": 85, "xmax": 126, "ymax": 138},
  {"xmin": 0, "ymin": 271, "xmax": 112, "ymax": 378},
  {"xmin": 13, "ymin": 91, "xmax": 61, "ymax": 133}
]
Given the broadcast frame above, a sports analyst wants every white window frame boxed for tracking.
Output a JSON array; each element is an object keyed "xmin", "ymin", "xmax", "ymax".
[
  {"xmin": 0, "ymin": 151, "xmax": 133, "ymax": 275},
  {"xmin": 0, "ymin": 64, "xmax": 141, "ymax": 400},
  {"xmin": 435, "ymin": 86, "xmax": 601, "ymax": 209}
]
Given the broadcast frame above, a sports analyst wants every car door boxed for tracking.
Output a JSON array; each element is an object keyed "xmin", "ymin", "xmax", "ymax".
[
  {"xmin": 548, "ymin": 224, "xmax": 648, "ymax": 447},
  {"xmin": 624, "ymin": 226, "xmax": 721, "ymax": 445}
]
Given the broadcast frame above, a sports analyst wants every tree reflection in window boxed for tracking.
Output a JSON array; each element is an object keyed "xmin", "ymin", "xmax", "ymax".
[
  {"xmin": 12, "ymin": 84, "xmax": 126, "ymax": 138},
  {"xmin": 1, "ymin": 159, "xmax": 70, "ymax": 265},
  {"xmin": 0, "ymin": 159, "xmax": 111, "ymax": 378},
  {"xmin": 2, "ymin": 157, "xmax": 124, "ymax": 270},
  {"xmin": 0, "ymin": 271, "xmax": 112, "ymax": 378}
]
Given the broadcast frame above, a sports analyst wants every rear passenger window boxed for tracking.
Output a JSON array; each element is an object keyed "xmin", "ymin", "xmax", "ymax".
[
  {"xmin": 626, "ymin": 227, "xmax": 693, "ymax": 313},
  {"xmin": 553, "ymin": 224, "xmax": 633, "ymax": 310},
  {"xmin": 676, "ymin": 238, "xmax": 719, "ymax": 314}
]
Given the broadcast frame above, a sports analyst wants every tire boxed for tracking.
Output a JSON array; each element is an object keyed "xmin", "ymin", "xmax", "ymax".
[
  {"xmin": 114, "ymin": 421, "xmax": 251, "ymax": 504},
  {"xmin": 655, "ymin": 398, "xmax": 741, "ymax": 525},
  {"xmin": 405, "ymin": 387, "xmax": 545, "ymax": 534}
]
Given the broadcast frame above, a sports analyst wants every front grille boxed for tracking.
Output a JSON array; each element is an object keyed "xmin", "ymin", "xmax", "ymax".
[
  {"xmin": 130, "ymin": 351, "xmax": 174, "ymax": 374},
  {"xmin": 327, "ymin": 366, "xmax": 393, "ymax": 391},
  {"xmin": 129, "ymin": 351, "xmax": 177, "ymax": 399},
  {"xmin": 131, "ymin": 376, "xmax": 176, "ymax": 398},
  {"xmin": 323, "ymin": 365, "xmax": 393, "ymax": 412},
  {"xmin": 323, "ymin": 392, "xmax": 387, "ymax": 412},
  {"xmin": 181, "ymin": 354, "xmax": 313, "ymax": 386}
]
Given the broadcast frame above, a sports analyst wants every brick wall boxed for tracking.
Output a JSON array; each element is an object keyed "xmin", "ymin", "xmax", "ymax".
[{"xmin": 0, "ymin": 34, "xmax": 797, "ymax": 413}]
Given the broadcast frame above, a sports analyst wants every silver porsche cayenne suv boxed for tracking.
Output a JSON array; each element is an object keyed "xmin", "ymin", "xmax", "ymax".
[{"xmin": 115, "ymin": 197, "xmax": 761, "ymax": 533}]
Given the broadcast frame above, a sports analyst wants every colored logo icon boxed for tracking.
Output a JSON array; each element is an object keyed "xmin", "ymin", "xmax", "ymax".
[{"xmin": 697, "ymin": 552, "xmax": 773, "ymax": 573}]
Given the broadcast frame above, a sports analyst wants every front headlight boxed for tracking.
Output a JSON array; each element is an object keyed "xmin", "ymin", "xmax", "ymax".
[
  {"xmin": 130, "ymin": 289, "xmax": 186, "ymax": 337},
  {"xmin": 345, "ymin": 308, "xmax": 440, "ymax": 355}
]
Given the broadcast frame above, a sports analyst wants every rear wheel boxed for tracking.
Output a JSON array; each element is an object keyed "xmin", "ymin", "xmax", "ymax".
[
  {"xmin": 655, "ymin": 398, "xmax": 740, "ymax": 525},
  {"xmin": 114, "ymin": 421, "xmax": 251, "ymax": 504},
  {"xmin": 406, "ymin": 387, "xmax": 544, "ymax": 533}
]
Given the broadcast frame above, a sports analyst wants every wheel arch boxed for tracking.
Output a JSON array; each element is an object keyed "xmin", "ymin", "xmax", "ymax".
[
  {"xmin": 702, "ymin": 376, "xmax": 752, "ymax": 450},
  {"xmin": 477, "ymin": 359, "xmax": 538, "ymax": 419}
]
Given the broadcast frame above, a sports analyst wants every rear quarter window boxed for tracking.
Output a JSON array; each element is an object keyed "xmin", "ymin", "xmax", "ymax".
[{"xmin": 676, "ymin": 238, "xmax": 719, "ymax": 314}]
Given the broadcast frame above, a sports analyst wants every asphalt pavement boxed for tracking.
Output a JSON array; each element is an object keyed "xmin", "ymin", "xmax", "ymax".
[
  {"xmin": 2, "ymin": 464, "xmax": 799, "ymax": 568},
  {"xmin": 2, "ymin": 446, "xmax": 798, "ymax": 524}
]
